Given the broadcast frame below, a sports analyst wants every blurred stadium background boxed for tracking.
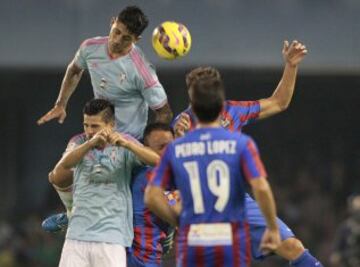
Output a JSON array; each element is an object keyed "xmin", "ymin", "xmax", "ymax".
[{"xmin": 0, "ymin": 0, "xmax": 359, "ymax": 266}]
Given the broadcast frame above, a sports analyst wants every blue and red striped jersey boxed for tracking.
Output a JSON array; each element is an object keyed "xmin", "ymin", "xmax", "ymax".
[
  {"xmin": 151, "ymin": 127, "xmax": 267, "ymax": 267},
  {"xmin": 172, "ymin": 100, "xmax": 260, "ymax": 132},
  {"xmin": 130, "ymin": 166, "xmax": 170, "ymax": 265}
]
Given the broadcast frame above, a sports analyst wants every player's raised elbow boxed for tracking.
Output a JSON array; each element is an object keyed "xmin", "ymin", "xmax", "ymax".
[
  {"xmin": 272, "ymin": 96, "xmax": 290, "ymax": 113},
  {"xmin": 278, "ymin": 100, "xmax": 291, "ymax": 112},
  {"xmin": 49, "ymin": 166, "xmax": 74, "ymax": 188},
  {"xmin": 48, "ymin": 168, "xmax": 63, "ymax": 187}
]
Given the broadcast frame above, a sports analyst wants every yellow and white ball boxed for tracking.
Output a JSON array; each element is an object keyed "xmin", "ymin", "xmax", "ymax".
[{"xmin": 152, "ymin": 21, "xmax": 192, "ymax": 60}]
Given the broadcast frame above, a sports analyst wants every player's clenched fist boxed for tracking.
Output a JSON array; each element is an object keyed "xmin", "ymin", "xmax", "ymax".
[
  {"xmin": 108, "ymin": 132, "xmax": 129, "ymax": 148},
  {"xmin": 89, "ymin": 129, "xmax": 110, "ymax": 148},
  {"xmin": 282, "ymin": 40, "xmax": 308, "ymax": 67},
  {"xmin": 173, "ymin": 113, "xmax": 191, "ymax": 138}
]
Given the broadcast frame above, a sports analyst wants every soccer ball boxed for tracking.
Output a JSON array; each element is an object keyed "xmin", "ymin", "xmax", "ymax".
[{"xmin": 152, "ymin": 21, "xmax": 192, "ymax": 60}]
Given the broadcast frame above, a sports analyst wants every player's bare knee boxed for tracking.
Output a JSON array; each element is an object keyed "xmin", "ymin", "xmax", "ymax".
[{"xmin": 282, "ymin": 238, "xmax": 305, "ymax": 258}]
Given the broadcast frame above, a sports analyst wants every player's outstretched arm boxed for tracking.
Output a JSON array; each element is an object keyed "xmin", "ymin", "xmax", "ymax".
[
  {"xmin": 109, "ymin": 132, "xmax": 160, "ymax": 166},
  {"xmin": 37, "ymin": 60, "xmax": 84, "ymax": 125},
  {"xmin": 145, "ymin": 185, "xmax": 178, "ymax": 226},
  {"xmin": 153, "ymin": 103, "xmax": 173, "ymax": 124},
  {"xmin": 249, "ymin": 177, "xmax": 281, "ymax": 253},
  {"xmin": 258, "ymin": 40, "xmax": 307, "ymax": 120}
]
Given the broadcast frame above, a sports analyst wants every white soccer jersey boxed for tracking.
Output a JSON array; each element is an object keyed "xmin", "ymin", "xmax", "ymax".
[{"xmin": 74, "ymin": 37, "xmax": 168, "ymax": 139}]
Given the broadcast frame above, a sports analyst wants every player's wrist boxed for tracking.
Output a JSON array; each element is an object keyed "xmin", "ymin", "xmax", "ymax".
[
  {"xmin": 122, "ymin": 140, "xmax": 132, "ymax": 149},
  {"xmin": 55, "ymin": 101, "xmax": 66, "ymax": 109},
  {"xmin": 284, "ymin": 60, "xmax": 298, "ymax": 68},
  {"xmin": 268, "ymin": 224, "xmax": 279, "ymax": 232},
  {"xmin": 86, "ymin": 139, "xmax": 97, "ymax": 149}
]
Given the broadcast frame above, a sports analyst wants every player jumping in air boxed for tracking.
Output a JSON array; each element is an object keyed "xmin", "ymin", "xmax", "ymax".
[
  {"xmin": 172, "ymin": 43, "xmax": 324, "ymax": 266},
  {"xmin": 145, "ymin": 67, "xmax": 281, "ymax": 267},
  {"xmin": 39, "ymin": 5, "xmax": 172, "ymax": 233},
  {"xmin": 37, "ymin": 6, "xmax": 172, "ymax": 138}
]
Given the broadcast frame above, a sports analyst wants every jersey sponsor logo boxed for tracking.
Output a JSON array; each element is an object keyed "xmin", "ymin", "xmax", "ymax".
[{"xmin": 188, "ymin": 223, "xmax": 233, "ymax": 246}]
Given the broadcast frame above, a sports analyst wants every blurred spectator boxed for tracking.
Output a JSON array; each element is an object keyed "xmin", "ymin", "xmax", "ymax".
[{"xmin": 330, "ymin": 194, "xmax": 360, "ymax": 267}]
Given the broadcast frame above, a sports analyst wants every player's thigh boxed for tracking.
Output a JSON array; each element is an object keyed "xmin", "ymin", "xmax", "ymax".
[
  {"xmin": 90, "ymin": 242, "xmax": 126, "ymax": 267},
  {"xmin": 127, "ymin": 252, "xmax": 162, "ymax": 267},
  {"xmin": 58, "ymin": 239, "xmax": 90, "ymax": 267}
]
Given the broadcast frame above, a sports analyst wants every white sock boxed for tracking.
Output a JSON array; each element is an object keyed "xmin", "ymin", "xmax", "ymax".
[{"xmin": 53, "ymin": 184, "xmax": 73, "ymax": 218}]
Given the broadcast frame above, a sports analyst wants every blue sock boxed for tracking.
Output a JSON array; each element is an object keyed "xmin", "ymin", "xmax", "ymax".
[{"xmin": 290, "ymin": 249, "xmax": 324, "ymax": 267}]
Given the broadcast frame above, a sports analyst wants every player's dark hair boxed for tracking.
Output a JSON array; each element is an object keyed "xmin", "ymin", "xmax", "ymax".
[
  {"xmin": 188, "ymin": 67, "xmax": 225, "ymax": 123},
  {"xmin": 186, "ymin": 66, "xmax": 222, "ymax": 89},
  {"xmin": 83, "ymin": 99, "xmax": 115, "ymax": 123},
  {"xmin": 143, "ymin": 122, "xmax": 174, "ymax": 146},
  {"xmin": 117, "ymin": 6, "xmax": 149, "ymax": 37}
]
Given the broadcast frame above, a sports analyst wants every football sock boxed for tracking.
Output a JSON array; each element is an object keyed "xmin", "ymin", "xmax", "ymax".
[
  {"xmin": 290, "ymin": 249, "xmax": 323, "ymax": 267},
  {"xmin": 53, "ymin": 184, "xmax": 73, "ymax": 218}
]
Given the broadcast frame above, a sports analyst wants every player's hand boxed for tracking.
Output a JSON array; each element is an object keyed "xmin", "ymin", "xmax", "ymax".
[
  {"xmin": 282, "ymin": 40, "xmax": 308, "ymax": 67},
  {"xmin": 89, "ymin": 129, "xmax": 110, "ymax": 148},
  {"xmin": 108, "ymin": 132, "xmax": 129, "ymax": 148},
  {"xmin": 167, "ymin": 190, "xmax": 182, "ymax": 216},
  {"xmin": 171, "ymin": 198, "xmax": 182, "ymax": 216},
  {"xmin": 174, "ymin": 113, "xmax": 191, "ymax": 138},
  {"xmin": 259, "ymin": 228, "xmax": 281, "ymax": 255},
  {"xmin": 37, "ymin": 104, "xmax": 67, "ymax": 125}
]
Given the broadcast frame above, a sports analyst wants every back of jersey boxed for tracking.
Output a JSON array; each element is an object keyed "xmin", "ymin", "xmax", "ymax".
[
  {"xmin": 153, "ymin": 128, "xmax": 266, "ymax": 266},
  {"xmin": 153, "ymin": 127, "xmax": 266, "ymax": 266},
  {"xmin": 172, "ymin": 127, "xmax": 259, "ymax": 225}
]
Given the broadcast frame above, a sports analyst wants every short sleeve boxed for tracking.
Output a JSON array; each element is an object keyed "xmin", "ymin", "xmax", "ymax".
[
  {"xmin": 64, "ymin": 134, "xmax": 86, "ymax": 155},
  {"xmin": 240, "ymin": 137, "xmax": 267, "ymax": 181},
  {"xmin": 150, "ymin": 144, "xmax": 175, "ymax": 189},
  {"xmin": 142, "ymin": 79, "xmax": 168, "ymax": 110},
  {"xmin": 129, "ymin": 47, "xmax": 168, "ymax": 110},
  {"xmin": 123, "ymin": 134, "xmax": 144, "ymax": 169},
  {"xmin": 73, "ymin": 41, "xmax": 88, "ymax": 69},
  {"xmin": 226, "ymin": 100, "xmax": 260, "ymax": 129}
]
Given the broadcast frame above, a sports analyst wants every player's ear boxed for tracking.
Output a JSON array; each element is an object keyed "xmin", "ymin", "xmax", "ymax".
[{"xmin": 188, "ymin": 87, "xmax": 193, "ymax": 100}]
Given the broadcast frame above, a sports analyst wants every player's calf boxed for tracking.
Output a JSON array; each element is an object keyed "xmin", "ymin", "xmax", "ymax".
[
  {"xmin": 289, "ymin": 249, "xmax": 324, "ymax": 267},
  {"xmin": 275, "ymin": 238, "xmax": 324, "ymax": 266}
]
